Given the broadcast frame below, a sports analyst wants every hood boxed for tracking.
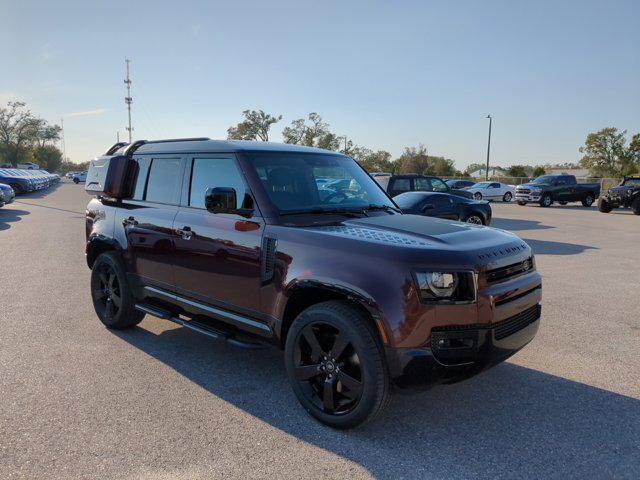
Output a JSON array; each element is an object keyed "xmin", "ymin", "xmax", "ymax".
[
  {"xmin": 303, "ymin": 214, "xmax": 529, "ymax": 268},
  {"xmin": 608, "ymin": 185, "xmax": 630, "ymax": 194},
  {"xmin": 517, "ymin": 182, "xmax": 547, "ymax": 189}
]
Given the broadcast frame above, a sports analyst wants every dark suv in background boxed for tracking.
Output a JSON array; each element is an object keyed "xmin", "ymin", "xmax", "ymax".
[
  {"xmin": 85, "ymin": 138, "xmax": 542, "ymax": 428},
  {"xmin": 598, "ymin": 176, "xmax": 640, "ymax": 215}
]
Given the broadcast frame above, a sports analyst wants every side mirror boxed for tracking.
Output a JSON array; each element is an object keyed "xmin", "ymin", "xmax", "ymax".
[
  {"xmin": 421, "ymin": 203, "xmax": 435, "ymax": 212},
  {"xmin": 205, "ymin": 187, "xmax": 236, "ymax": 214}
]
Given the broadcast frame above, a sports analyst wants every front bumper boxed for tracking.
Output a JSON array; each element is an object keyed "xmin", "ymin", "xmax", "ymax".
[
  {"xmin": 387, "ymin": 306, "xmax": 540, "ymax": 388},
  {"xmin": 515, "ymin": 192, "xmax": 541, "ymax": 202}
]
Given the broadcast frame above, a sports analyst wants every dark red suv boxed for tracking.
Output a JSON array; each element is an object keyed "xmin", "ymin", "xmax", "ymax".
[{"xmin": 85, "ymin": 138, "xmax": 542, "ymax": 428}]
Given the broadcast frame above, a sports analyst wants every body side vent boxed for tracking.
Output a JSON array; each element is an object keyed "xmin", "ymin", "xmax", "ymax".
[{"xmin": 261, "ymin": 237, "xmax": 277, "ymax": 284}]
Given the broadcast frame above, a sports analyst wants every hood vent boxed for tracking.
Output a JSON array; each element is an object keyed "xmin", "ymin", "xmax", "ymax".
[{"xmin": 316, "ymin": 225, "xmax": 429, "ymax": 246}]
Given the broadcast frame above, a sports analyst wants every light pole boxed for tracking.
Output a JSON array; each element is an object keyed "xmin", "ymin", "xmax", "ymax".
[{"xmin": 485, "ymin": 115, "xmax": 492, "ymax": 180}]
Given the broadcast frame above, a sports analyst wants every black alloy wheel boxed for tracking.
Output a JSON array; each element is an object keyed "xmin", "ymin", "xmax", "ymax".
[
  {"xmin": 285, "ymin": 301, "xmax": 389, "ymax": 429},
  {"xmin": 93, "ymin": 262, "xmax": 123, "ymax": 322},
  {"xmin": 582, "ymin": 194, "xmax": 594, "ymax": 207},
  {"xmin": 473, "ymin": 192, "xmax": 483, "ymax": 200},
  {"xmin": 540, "ymin": 194, "xmax": 552, "ymax": 207},
  {"xmin": 503, "ymin": 192, "xmax": 513, "ymax": 202}
]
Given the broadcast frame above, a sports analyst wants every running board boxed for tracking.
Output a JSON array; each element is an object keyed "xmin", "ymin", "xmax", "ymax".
[{"xmin": 135, "ymin": 303, "xmax": 265, "ymax": 349}]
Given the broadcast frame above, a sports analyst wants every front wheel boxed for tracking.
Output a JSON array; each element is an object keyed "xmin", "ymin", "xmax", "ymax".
[
  {"xmin": 502, "ymin": 192, "xmax": 513, "ymax": 202},
  {"xmin": 91, "ymin": 252, "xmax": 145, "ymax": 329},
  {"xmin": 73, "ymin": 177, "xmax": 79, "ymax": 184},
  {"xmin": 464, "ymin": 214, "xmax": 485, "ymax": 225},
  {"xmin": 632, "ymin": 197, "xmax": 640, "ymax": 215},
  {"xmin": 473, "ymin": 192, "xmax": 482, "ymax": 200},
  {"xmin": 581, "ymin": 194, "xmax": 594, "ymax": 207},
  {"xmin": 285, "ymin": 301, "xmax": 390, "ymax": 429},
  {"xmin": 597, "ymin": 197, "xmax": 612, "ymax": 213},
  {"xmin": 539, "ymin": 194, "xmax": 552, "ymax": 207},
  {"xmin": 517, "ymin": 201, "xmax": 526, "ymax": 206},
  {"xmin": 10, "ymin": 184, "xmax": 22, "ymax": 195}
]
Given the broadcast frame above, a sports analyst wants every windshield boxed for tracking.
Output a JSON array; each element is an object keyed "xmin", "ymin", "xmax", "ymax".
[
  {"xmin": 473, "ymin": 182, "xmax": 491, "ymax": 189},
  {"xmin": 623, "ymin": 178, "xmax": 640, "ymax": 186},
  {"xmin": 246, "ymin": 152, "xmax": 395, "ymax": 213},
  {"xmin": 532, "ymin": 176, "xmax": 555, "ymax": 184}
]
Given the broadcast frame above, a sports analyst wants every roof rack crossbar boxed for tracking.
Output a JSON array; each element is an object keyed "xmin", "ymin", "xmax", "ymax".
[
  {"xmin": 105, "ymin": 142, "xmax": 129, "ymax": 155},
  {"xmin": 144, "ymin": 137, "xmax": 210, "ymax": 145}
]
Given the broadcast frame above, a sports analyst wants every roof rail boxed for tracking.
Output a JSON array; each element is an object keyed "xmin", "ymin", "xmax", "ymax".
[
  {"xmin": 123, "ymin": 140, "xmax": 148, "ymax": 157},
  {"xmin": 105, "ymin": 142, "xmax": 129, "ymax": 155},
  {"xmin": 145, "ymin": 137, "xmax": 210, "ymax": 145}
]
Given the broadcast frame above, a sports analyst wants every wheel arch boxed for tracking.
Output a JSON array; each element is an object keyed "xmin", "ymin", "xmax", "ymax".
[
  {"xmin": 86, "ymin": 235, "xmax": 124, "ymax": 269},
  {"xmin": 278, "ymin": 281, "xmax": 389, "ymax": 350}
]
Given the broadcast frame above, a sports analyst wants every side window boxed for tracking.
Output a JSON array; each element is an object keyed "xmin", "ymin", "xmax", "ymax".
[
  {"xmin": 414, "ymin": 178, "xmax": 432, "ymax": 191},
  {"xmin": 145, "ymin": 158, "xmax": 183, "ymax": 205},
  {"xmin": 431, "ymin": 179, "xmax": 448, "ymax": 192},
  {"xmin": 392, "ymin": 178, "xmax": 411, "ymax": 192},
  {"xmin": 490, "ymin": 183, "xmax": 500, "ymax": 188},
  {"xmin": 132, "ymin": 157, "xmax": 151, "ymax": 200},
  {"xmin": 189, "ymin": 157, "xmax": 247, "ymax": 209}
]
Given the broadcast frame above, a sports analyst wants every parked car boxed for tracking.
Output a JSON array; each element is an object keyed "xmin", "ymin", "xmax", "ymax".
[
  {"xmin": 381, "ymin": 174, "xmax": 473, "ymax": 199},
  {"xmin": 66, "ymin": 171, "xmax": 79, "ymax": 179},
  {"xmin": 394, "ymin": 191, "xmax": 492, "ymax": 225},
  {"xmin": 0, "ymin": 168, "xmax": 35, "ymax": 195},
  {"xmin": 85, "ymin": 138, "xmax": 541, "ymax": 429},
  {"xmin": 445, "ymin": 179, "xmax": 476, "ymax": 190},
  {"xmin": 515, "ymin": 174, "xmax": 600, "ymax": 207},
  {"xmin": 465, "ymin": 182, "xmax": 515, "ymax": 202},
  {"xmin": 597, "ymin": 176, "xmax": 640, "ymax": 215},
  {"xmin": 0, "ymin": 182, "xmax": 16, "ymax": 207},
  {"xmin": 72, "ymin": 171, "xmax": 88, "ymax": 183}
]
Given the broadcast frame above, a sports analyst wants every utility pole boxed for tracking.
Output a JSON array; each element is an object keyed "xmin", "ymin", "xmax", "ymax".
[
  {"xmin": 485, "ymin": 115, "xmax": 492, "ymax": 180},
  {"xmin": 342, "ymin": 135, "xmax": 348, "ymax": 154},
  {"xmin": 60, "ymin": 118, "xmax": 67, "ymax": 162},
  {"xmin": 124, "ymin": 58, "xmax": 133, "ymax": 143},
  {"xmin": 117, "ymin": 131, "xmax": 120, "ymax": 143}
]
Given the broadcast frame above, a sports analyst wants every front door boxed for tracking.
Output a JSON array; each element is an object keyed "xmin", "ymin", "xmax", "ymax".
[{"xmin": 171, "ymin": 155, "xmax": 264, "ymax": 314}]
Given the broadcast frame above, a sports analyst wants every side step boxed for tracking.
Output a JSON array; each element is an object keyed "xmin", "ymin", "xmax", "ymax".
[{"xmin": 135, "ymin": 303, "xmax": 266, "ymax": 349}]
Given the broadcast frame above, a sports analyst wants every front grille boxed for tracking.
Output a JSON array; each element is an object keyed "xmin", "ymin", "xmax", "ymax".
[
  {"xmin": 517, "ymin": 188, "xmax": 531, "ymax": 194},
  {"xmin": 494, "ymin": 304, "xmax": 541, "ymax": 340},
  {"xmin": 485, "ymin": 257, "xmax": 534, "ymax": 283}
]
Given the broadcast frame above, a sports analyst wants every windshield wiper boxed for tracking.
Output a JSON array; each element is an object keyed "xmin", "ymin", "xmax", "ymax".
[
  {"xmin": 364, "ymin": 204, "xmax": 401, "ymax": 214},
  {"xmin": 279, "ymin": 207, "xmax": 368, "ymax": 218}
]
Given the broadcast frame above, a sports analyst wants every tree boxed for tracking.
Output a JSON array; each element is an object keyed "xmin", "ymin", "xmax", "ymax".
[
  {"xmin": 350, "ymin": 146, "xmax": 393, "ymax": 172},
  {"xmin": 0, "ymin": 101, "xmax": 41, "ymax": 166},
  {"xmin": 579, "ymin": 127, "xmax": 639, "ymax": 177},
  {"xmin": 282, "ymin": 113, "xmax": 340, "ymax": 150},
  {"xmin": 464, "ymin": 163, "xmax": 485, "ymax": 175},
  {"xmin": 507, "ymin": 165, "xmax": 527, "ymax": 177},
  {"xmin": 395, "ymin": 145, "xmax": 457, "ymax": 176},
  {"xmin": 227, "ymin": 109, "xmax": 282, "ymax": 141},
  {"xmin": 34, "ymin": 145, "xmax": 63, "ymax": 172},
  {"xmin": 532, "ymin": 166, "xmax": 546, "ymax": 177}
]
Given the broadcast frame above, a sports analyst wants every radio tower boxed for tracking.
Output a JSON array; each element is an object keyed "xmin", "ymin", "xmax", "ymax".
[{"xmin": 124, "ymin": 58, "xmax": 133, "ymax": 143}]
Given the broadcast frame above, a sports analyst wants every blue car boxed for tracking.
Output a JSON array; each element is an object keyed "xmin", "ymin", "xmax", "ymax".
[
  {"xmin": 0, "ymin": 169, "xmax": 36, "ymax": 195},
  {"xmin": 0, "ymin": 182, "xmax": 16, "ymax": 207}
]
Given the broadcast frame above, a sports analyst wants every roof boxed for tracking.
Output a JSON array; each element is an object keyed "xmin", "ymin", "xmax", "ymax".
[{"xmin": 131, "ymin": 138, "xmax": 337, "ymax": 155}]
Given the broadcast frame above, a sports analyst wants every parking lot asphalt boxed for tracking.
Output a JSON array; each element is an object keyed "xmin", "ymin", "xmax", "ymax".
[{"xmin": 1, "ymin": 183, "xmax": 639, "ymax": 479}]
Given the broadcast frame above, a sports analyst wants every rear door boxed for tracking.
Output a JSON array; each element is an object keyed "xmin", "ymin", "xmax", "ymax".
[
  {"xmin": 388, "ymin": 177, "xmax": 412, "ymax": 196},
  {"xmin": 554, "ymin": 176, "xmax": 573, "ymax": 201},
  {"xmin": 116, "ymin": 155, "xmax": 185, "ymax": 291},
  {"xmin": 171, "ymin": 155, "xmax": 264, "ymax": 314}
]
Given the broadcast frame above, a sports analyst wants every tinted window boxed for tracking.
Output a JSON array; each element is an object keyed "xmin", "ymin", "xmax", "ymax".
[
  {"xmin": 392, "ymin": 178, "xmax": 411, "ymax": 192},
  {"xmin": 415, "ymin": 178, "xmax": 448, "ymax": 192},
  {"xmin": 431, "ymin": 195, "xmax": 453, "ymax": 207},
  {"xmin": 490, "ymin": 183, "xmax": 500, "ymax": 188},
  {"xmin": 189, "ymin": 157, "xmax": 247, "ymax": 209},
  {"xmin": 624, "ymin": 178, "xmax": 640, "ymax": 186},
  {"xmin": 145, "ymin": 158, "xmax": 182, "ymax": 204},
  {"xmin": 132, "ymin": 157, "xmax": 151, "ymax": 200}
]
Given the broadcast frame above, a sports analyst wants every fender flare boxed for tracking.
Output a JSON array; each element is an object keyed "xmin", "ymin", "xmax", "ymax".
[{"xmin": 86, "ymin": 234, "xmax": 124, "ymax": 268}]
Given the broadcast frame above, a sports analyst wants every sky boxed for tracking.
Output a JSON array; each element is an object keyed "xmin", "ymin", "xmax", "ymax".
[{"xmin": 2, "ymin": 0, "xmax": 639, "ymax": 169}]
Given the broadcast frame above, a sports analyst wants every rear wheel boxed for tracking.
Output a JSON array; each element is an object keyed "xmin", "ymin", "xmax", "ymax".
[
  {"xmin": 73, "ymin": 177, "xmax": 79, "ymax": 184},
  {"xmin": 91, "ymin": 252, "xmax": 144, "ymax": 329},
  {"xmin": 540, "ymin": 194, "xmax": 552, "ymax": 207},
  {"xmin": 597, "ymin": 197, "xmax": 612, "ymax": 213},
  {"xmin": 464, "ymin": 214, "xmax": 485, "ymax": 225},
  {"xmin": 285, "ymin": 301, "xmax": 390, "ymax": 429},
  {"xmin": 502, "ymin": 192, "xmax": 512, "ymax": 202},
  {"xmin": 517, "ymin": 201, "xmax": 526, "ymax": 206},
  {"xmin": 632, "ymin": 197, "xmax": 640, "ymax": 215},
  {"xmin": 581, "ymin": 194, "xmax": 594, "ymax": 207},
  {"xmin": 9, "ymin": 184, "xmax": 22, "ymax": 195},
  {"xmin": 473, "ymin": 192, "xmax": 482, "ymax": 200}
]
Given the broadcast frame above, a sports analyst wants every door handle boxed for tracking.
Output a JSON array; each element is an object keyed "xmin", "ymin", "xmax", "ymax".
[
  {"xmin": 122, "ymin": 216, "xmax": 138, "ymax": 227},
  {"xmin": 176, "ymin": 226, "xmax": 193, "ymax": 240}
]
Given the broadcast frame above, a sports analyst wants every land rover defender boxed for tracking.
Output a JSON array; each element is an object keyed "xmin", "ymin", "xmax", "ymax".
[{"xmin": 85, "ymin": 138, "xmax": 542, "ymax": 428}]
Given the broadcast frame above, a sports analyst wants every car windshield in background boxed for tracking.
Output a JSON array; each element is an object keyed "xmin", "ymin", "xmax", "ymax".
[
  {"xmin": 623, "ymin": 178, "xmax": 640, "ymax": 186},
  {"xmin": 532, "ymin": 176, "xmax": 555, "ymax": 184},
  {"xmin": 246, "ymin": 152, "xmax": 395, "ymax": 213},
  {"xmin": 473, "ymin": 182, "xmax": 491, "ymax": 189}
]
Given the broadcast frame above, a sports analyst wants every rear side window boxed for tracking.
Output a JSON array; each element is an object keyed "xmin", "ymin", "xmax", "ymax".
[
  {"xmin": 392, "ymin": 178, "xmax": 411, "ymax": 192},
  {"xmin": 145, "ymin": 158, "xmax": 183, "ymax": 204},
  {"xmin": 189, "ymin": 157, "xmax": 246, "ymax": 209},
  {"xmin": 132, "ymin": 157, "xmax": 151, "ymax": 200}
]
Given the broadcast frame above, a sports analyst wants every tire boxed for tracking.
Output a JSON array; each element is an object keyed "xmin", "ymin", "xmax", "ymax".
[
  {"xmin": 473, "ymin": 192, "xmax": 482, "ymax": 200},
  {"xmin": 539, "ymin": 194, "xmax": 552, "ymax": 207},
  {"xmin": 632, "ymin": 197, "xmax": 640, "ymax": 215},
  {"xmin": 73, "ymin": 178, "xmax": 79, "ymax": 184},
  {"xmin": 559, "ymin": 201, "xmax": 568, "ymax": 205},
  {"xmin": 9, "ymin": 184, "xmax": 22, "ymax": 195},
  {"xmin": 464, "ymin": 214, "xmax": 485, "ymax": 225},
  {"xmin": 91, "ymin": 252, "xmax": 145, "ymax": 329},
  {"xmin": 502, "ymin": 192, "xmax": 513, "ymax": 202},
  {"xmin": 581, "ymin": 194, "xmax": 594, "ymax": 207},
  {"xmin": 517, "ymin": 201, "xmax": 526, "ymax": 206},
  {"xmin": 597, "ymin": 197, "xmax": 613, "ymax": 213},
  {"xmin": 284, "ymin": 300, "xmax": 390, "ymax": 429}
]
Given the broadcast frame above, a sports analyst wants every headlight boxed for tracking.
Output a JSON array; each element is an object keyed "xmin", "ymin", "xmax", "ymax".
[{"xmin": 414, "ymin": 271, "xmax": 477, "ymax": 303}]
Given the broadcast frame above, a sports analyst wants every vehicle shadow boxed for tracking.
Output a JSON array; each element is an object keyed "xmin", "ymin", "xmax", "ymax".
[
  {"xmin": 522, "ymin": 238, "xmax": 597, "ymax": 255},
  {"xmin": 114, "ymin": 325, "xmax": 639, "ymax": 478},
  {"xmin": 491, "ymin": 218, "xmax": 554, "ymax": 231},
  {"xmin": 0, "ymin": 208, "xmax": 30, "ymax": 231}
]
